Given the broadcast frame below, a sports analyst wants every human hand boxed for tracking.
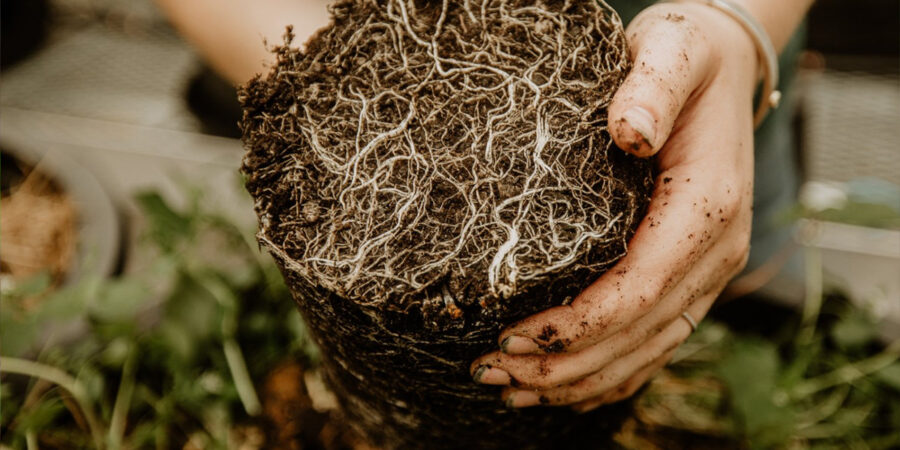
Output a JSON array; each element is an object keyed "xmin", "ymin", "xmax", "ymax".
[{"xmin": 471, "ymin": 2, "xmax": 759, "ymax": 412}]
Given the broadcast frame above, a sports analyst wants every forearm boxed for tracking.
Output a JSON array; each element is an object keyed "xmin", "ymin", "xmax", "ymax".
[
  {"xmin": 155, "ymin": 0, "xmax": 331, "ymax": 84},
  {"xmin": 731, "ymin": 0, "xmax": 814, "ymax": 52}
]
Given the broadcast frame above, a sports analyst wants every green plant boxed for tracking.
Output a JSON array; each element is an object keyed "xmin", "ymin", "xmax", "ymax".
[
  {"xmin": 2, "ymin": 186, "xmax": 898, "ymax": 449},
  {"xmin": 627, "ymin": 248, "xmax": 900, "ymax": 449},
  {"xmin": 1, "ymin": 187, "xmax": 316, "ymax": 449}
]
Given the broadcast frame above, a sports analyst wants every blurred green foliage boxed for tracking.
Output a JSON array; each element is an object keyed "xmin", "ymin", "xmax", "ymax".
[
  {"xmin": 1, "ymin": 186, "xmax": 898, "ymax": 449},
  {"xmin": 634, "ymin": 295, "xmax": 900, "ymax": 449},
  {"xmin": 1, "ymin": 188, "xmax": 316, "ymax": 449}
]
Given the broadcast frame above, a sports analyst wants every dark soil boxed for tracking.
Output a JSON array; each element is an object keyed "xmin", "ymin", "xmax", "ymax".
[{"xmin": 240, "ymin": 1, "xmax": 654, "ymax": 448}]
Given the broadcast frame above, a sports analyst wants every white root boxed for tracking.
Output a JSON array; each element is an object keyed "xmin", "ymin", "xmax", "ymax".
[{"xmin": 242, "ymin": 0, "xmax": 647, "ymax": 308}]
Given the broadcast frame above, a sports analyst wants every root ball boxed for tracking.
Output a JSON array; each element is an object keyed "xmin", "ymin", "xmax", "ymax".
[{"xmin": 241, "ymin": 0, "xmax": 653, "ymax": 323}]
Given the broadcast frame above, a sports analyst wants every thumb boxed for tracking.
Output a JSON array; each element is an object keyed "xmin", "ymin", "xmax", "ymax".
[{"xmin": 609, "ymin": 10, "xmax": 714, "ymax": 157}]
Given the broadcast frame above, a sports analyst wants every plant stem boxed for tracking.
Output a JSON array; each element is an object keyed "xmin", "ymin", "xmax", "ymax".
[
  {"xmin": 108, "ymin": 348, "xmax": 137, "ymax": 449},
  {"xmin": 791, "ymin": 339, "xmax": 900, "ymax": 399},
  {"xmin": 191, "ymin": 268, "xmax": 261, "ymax": 416},
  {"xmin": 223, "ymin": 337, "xmax": 262, "ymax": 415},
  {"xmin": 797, "ymin": 246, "xmax": 823, "ymax": 346},
  {"xmin": 0, "ymin": 357, "xmax": 106, "ymax": 449},
  {"xmin": 25, "ymin": 430, "xmax": 38, "ymax": 450}
]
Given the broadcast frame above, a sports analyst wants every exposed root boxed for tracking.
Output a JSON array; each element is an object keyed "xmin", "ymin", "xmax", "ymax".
[{"xmin": 241, "ymin": 0, "xmax": 652, "ymax": 313}]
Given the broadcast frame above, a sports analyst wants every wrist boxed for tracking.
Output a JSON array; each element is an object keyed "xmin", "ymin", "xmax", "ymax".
[
  {"xmin": 725, "ymin": 0, "xmax": 814, "ymax": 52},
  {"xmin": 666, "ymin": 0, "xmax": 779, "ymax": 125},
  {"xmin": 674, "ymin": 3, "xmax": 758, "ymax": 81}
]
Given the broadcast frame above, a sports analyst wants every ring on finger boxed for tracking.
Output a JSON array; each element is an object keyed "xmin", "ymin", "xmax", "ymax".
[{"xmin": 681, "ymin": 311, "xmax": 699, "ymax": 332}]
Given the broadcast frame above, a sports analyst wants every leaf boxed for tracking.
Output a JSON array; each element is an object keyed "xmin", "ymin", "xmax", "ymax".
[
  {"xmin": 0, "ymin": 382, "xmax": 22, "ymax": 426},
  {"xmin": 155, "ymin": 321, "xmax": 196, "ymax": 362},
  {"xmin": 811, "ymin": 202, "xmax": 900, "ymax": 229},
  {"xmin": 100, "ymin": 337, "xmax": 133, "ymax": 367},
  {"xmin": 35, "ymin": 275, "xmax": 101, "ymax": 321},
  {"xmin": 830, "ymin": 309, "xmax": 878, "ymax": 350},
  {"xmin": 164, "ymin": 276, "xmax": 222, "ymax": 342},
  {"xmin": 89, "ymin": 279, "xmax": 150, "ymax": 323},
  {"xmin": 0, "ymin": 314, "xmax": 38, "ymax": 357},
  {"xmin": 135, "ymin": 191, "xmax": 194, "ymax": 252},
  {"xmin": 76, "ymin": 364, "xmax": 107, "ymax": 404},
  {"xmin": 875, "ymin": 362, "xmax": 900, "ymax": 392},
  {"xmin": 780, "ymin": 340, "xmax": 821, "ymax": 388},
  {"xmin": 10, "ymin": 395, "xmax": 67, "ymax": 435},
  {"xmin": 716, "ymin": 338, "xmax": 794, "ymax": 448},
  {"xmin": 2, "ymin": 271, "xmax": 52, "ymax": 300}
]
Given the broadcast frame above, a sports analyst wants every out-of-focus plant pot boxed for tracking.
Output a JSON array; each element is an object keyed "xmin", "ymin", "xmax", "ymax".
[
  {"xmin": 797, "ymin": 219, "xmax": 900, "ymax": 341},
  {"xmin": 1, "ymin": 140, "xmax": 122, "ymax": 285}
]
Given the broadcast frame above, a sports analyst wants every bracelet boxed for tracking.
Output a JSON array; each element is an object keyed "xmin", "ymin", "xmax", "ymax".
[{"xmin": 666, "ymin": 0, "xmax": 781, "ymax": 127}]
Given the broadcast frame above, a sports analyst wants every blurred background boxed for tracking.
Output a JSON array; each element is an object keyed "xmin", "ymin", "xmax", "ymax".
[{"xmin": 1, "ymin": 0, "xmax": 898, "ymax": 448}]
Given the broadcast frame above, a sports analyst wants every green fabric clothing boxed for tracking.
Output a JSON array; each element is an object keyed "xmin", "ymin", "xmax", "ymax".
[{"xmin": 608, "ymin": 1, "xmax": 804, "ymax": 274}]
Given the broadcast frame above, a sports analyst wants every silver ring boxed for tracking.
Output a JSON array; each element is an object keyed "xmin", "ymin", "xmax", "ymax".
[{"xmin": 682, "ymin": 311, "xmax": 699, "ymax": 332}]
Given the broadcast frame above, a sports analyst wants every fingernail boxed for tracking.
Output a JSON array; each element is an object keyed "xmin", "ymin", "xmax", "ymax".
[
  {"xmin": 473, "ymin": 366, "xmax": 511, "ymax": 385},
  {"xmin": 501, "ymin": 336, "xmax": 541, "ymax": 354},
  {"xmin": 506, "ymin": 391, "xmax": 542, "ymax": 408},
  {"xmin": 622, "ymin": 106, "xmax": 656, "ymax": 149}
]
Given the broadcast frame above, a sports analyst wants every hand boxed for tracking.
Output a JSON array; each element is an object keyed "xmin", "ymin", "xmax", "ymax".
[{"xmin": 471, "ymin": 3, "xmax": 758, "ymax": 412}]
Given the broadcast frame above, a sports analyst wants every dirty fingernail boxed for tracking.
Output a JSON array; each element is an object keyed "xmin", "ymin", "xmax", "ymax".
[
  {"xmin": 501, "ymin": 336, "xmax": 541, "ymax": 354},
  {"xmin": 622, "ymin": 106, "xmax": 656, "ymax": 149},
  {"xmin": 506, "ymin": 391, "xmax": 542, "ymax": 408},
  {"xmin": 473, "ymin": 366, "xmax": 511, "ymax": 385}
]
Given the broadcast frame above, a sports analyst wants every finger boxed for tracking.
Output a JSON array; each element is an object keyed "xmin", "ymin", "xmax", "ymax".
[
  {"xmin": 609, "ymin": 4, "xmax": 715, "ymax": 157},
  {"xmin": 500, "ymin": 38, "xmax": 754, "ymax": 355},
  {"xmin": 504, "ymin": 290, "xmax": 715, "ymax": 407},
  {"xmin": 504, "ymin": 347, "xmax": 677, "ymax": 408},
  {"xmin": 499, "ymin": 161, "xmax": 749, "ymax": 355},
  {"xmin": 474, "ymin": 255, "xmax": 728, "ymax": 389},
  {"xmin": 571, "ymin": 352, "xmax": 671, "ymax": 414},
  {"xmin": 572, "ymin": 287, "xmax": 724, "ymax": 413}
]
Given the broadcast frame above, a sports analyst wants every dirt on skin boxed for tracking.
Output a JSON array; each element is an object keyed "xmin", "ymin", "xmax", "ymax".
[{"xmin": 240, "ymin": 0, "xmax": 653, "ymax": 448}]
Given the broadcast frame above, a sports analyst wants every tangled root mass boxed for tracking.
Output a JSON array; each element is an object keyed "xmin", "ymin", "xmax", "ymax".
[{"xmin": 241, "ymin": 0, "xmax": 654, "ymax": 318}]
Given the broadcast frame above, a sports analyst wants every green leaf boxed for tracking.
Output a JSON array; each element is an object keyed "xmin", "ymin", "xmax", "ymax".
[
  {"xmin": 35, "ymin": 275, "xmax": 101, "ymax": 321},
  {"xmin": 1, "ymin": 271, "xmax": 52, "ymax": 300},
  {"xmin": 780, "ymin": 340, "xmax": 821, "ymax": 388},
  {"xmin": 810, "ymin": 202, "xmax": 900, "ymax": 229},
  {"xmin": 716, "ymin": 338, "xmax": 794, "ymax": 448},
  {"xmin": 135, "ymin": 191, "xmax": 194, "ymax": 252},
  {"xmin": 100, "ymin": 337, "xmax": 133, "ymax": 367},
  {"xmin": 831, "ymin": 309, "xmax": 878, "ymax": 350},
  {"xmin": 0, "ymin": 314, "xmax": 38, "ymax": 357},
  {"xmin": 76, "ymin": 364, "xmax": 107, "ymax": 405},
  {"xmin": 875, "ymin": 362, "xmax": 900, "ymax": 392},
  {"xmin": 164, "ymin": 276, "xmax": 222, "ymax": 342},
  {"xmin": 0, "ymin": 382, "xmax": 21, "ymax": 426},
  {"xmin": 89, "ymin": 279, "xmax": 150, "ymax": 323},
  {"xmin": 154, "ymin": 321, "xmax": 196, "ymax": 362},
  {"xmin": 11, "ymin": 395, "xmax": 67, "ymax": 435}
]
